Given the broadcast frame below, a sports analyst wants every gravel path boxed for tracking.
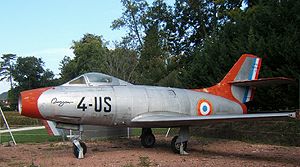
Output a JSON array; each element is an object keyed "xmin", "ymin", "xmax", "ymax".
[{"xmin": 1, "ymin": 136, "xmax": 300, "ymax": 167}]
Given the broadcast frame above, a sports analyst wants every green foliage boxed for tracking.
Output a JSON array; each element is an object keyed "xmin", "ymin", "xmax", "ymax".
[
  {"xmin": 0, "ymin": 105, "xmax": 10, "ymax": 111},
  {"xmin": 59, "ymin": 56, "xmax": 78, "ymax": 82},
  {"xmin": 111, "ymin": 0, "xmax": 149, "ymax": 49},
  {"xmin": 137, "ymin": 23, "xmax": 167, "ymax": 84},
  {"xmin": 60, "ymin": 33, "xmax": 140, "ymax": 83},
  {"xmin": 66, "ymin": 33, "xmax": 108, "ymax": 79},
  {"xmin": 59, "ymin": 0, "xmax": 300, "ymax": 110},
  {"xmin": 72, "ymin": 34, "xmax": 109, "ymax": 74},
  {"xmin": 0, "ymin": 54, "xmax": 16, "ymax": 89},
  {"xmin": 191, "ymin": 120, "xmax": 300, "ymax": 146},
  {"xmin": 180, "ymin": 0, "xmax": 300, "ymax": 109},
  {"xmin": 106, "ymin": 47, "xmax": 138, "ymax": 82},
  {"xmin": 12, "ymin": 56, "xmax": 55, "ymax": 90},
  {"xmin": 0, "ymin": 54, "xmax": 16, "ymax": 109},
  {"xmin": 8, "ymin": 56, "xmax": 56, "ymax": 109},
  {"xmin": 7, "ymin": 88, "xmax": 19, "ymax": 110},
  {"xmin": 1, "ymin": 111, "xmax": 42, "ymax": 126}
]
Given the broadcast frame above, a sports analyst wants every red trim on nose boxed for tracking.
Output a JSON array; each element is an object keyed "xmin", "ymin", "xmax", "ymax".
[{"xmin": 19, "ymin": 87, "xmax": 52, "ymax": 119}]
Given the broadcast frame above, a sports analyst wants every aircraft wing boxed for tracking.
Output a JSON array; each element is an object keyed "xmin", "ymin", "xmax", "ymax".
[
  {"xmin": 131, "ymin": 111, "xmax": 297, "ymax": 127},
  {"xmin": 228, "ymin": 77, "xmax": 295, "ymax": 87}
]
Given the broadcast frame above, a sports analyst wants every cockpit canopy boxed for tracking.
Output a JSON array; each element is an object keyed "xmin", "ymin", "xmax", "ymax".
[{"xmin": 63, "ymin": 72, "xmax": 132, "ymax": 87}]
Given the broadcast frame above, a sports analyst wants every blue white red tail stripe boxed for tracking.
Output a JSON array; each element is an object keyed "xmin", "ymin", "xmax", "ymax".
[
  {"xmin": 248, "ymin": 58, "xmax": 261, "ymax": 80},
  {"xmin": 243, "ymin": 57, "xmax": 262, "ymax": 103}
]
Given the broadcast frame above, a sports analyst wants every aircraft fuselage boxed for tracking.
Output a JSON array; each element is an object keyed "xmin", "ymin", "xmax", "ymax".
[{"xmin": 31, "ymin": 85, "xmax": 244, "ymax": 127}]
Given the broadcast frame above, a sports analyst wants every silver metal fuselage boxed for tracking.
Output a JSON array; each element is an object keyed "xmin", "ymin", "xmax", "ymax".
[{"xmin": 38, "ymin": 85, "xmax": 243, "ymax": 128}]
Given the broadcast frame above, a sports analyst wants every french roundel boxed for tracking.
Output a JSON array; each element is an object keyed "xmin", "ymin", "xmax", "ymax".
[{"xmin": 197, "ymin": 99, "xmax": 213, "ymax": 116}]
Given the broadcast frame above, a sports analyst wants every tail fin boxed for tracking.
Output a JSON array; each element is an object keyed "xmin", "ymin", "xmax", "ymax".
[
  {"xmin": 201, "ymin": 54, "xmax": 262, "ymax": 104},
  {"xmin": 221, "ymin": 54, "xmax": 262, "ymax": 103},
  {"xmin": 197, "ymin": 54, "xmax": 294, "ymax": 112}
]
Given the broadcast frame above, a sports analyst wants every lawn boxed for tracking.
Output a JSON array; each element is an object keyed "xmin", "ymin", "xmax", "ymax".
[
  {"xmin": 130, "ymin": 128, "xmax": 177, "ymax": 136},
  {"xmin": 0, "ymin": 128, "xmax": 62, "ymax": 144}
]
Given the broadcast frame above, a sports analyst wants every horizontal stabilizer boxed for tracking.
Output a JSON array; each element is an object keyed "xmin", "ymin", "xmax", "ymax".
[
  {"xmin": 229, "ymin": 77, "xmax": 294, "ymax": 87},
  {"xmin": 131, "ymin": 111, "xmax": 296, "ymax": 127}
]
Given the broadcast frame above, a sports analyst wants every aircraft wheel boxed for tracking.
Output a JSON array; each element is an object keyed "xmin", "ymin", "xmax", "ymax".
[
  {"xmin": 171, "ymin": 136, "xmax": 187, "ymax": 154},
  {"xmin": 73, "ymin": 141, "xmax": 87, "ymax": 158},
  {"xmin": 141, "ymin": 133, "xmax": 156, "ymax": 148}
]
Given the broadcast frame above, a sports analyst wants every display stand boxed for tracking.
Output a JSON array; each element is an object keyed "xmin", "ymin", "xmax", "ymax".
[{"xmin": 0, "ymin": 106, "xmax": 16, "ymax": 145}]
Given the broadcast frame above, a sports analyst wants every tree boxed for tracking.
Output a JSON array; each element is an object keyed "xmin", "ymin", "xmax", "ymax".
[
  {"xmin": 59, "ymin": 56, "xmax": 77, "ymax": 83},
  {"xmin": 41, "ymin": 69, "xmax": 56, "ymax": 87},
  {"xmin": 111, "ymin": 0, "xmax": 149, "ymax": 50},
  {"xmin": 72, "ymin": 33, "xmax": 109, "ymax": 74},
  {"xmin": 60, "ymin": 34, "xmax": 140, "ymax": 83},
  {"xmin": 137, "ymin": 23, "xmax": 167, "ymax": 85},
  {"xmin": 106, "ymin": 47, "xmax": 139, "ymax": 82},
  {"xmin": 12, "ymin": 56, "xmax": 54, "ymax": 90},
  {"xmin": 180, "ymin": 0, "xmax": 300, "ymax": 109},
  {"xmin": 60, "ymin": 34, "xmax": 110, "ymax": 83},
  {"xmin": 7, "ymin": 56, "xmax": 55, "ymax": 109},
  {"xmin": 0, "ymin": 54, "xmax": 16, "ymax": 90}
]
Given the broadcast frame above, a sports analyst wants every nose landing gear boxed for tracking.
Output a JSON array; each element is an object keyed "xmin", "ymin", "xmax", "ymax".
[
  {"xmin": 68, "ymin": 127, "xmax": 87, "ymax": 159},
  {"xmin": 72, "ymin": 139, "xmax": 87, "ymax": 159}
]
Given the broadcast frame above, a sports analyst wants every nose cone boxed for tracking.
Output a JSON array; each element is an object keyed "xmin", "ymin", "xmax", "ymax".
[{"xmin": 18, "ymin": 87, "xmax": 52, "ymax": 119}]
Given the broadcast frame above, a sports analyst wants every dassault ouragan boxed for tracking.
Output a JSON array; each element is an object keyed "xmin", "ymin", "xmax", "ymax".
[{"xmin": 18, "ymin": 54, "xmax": 298, "ymax": 158}]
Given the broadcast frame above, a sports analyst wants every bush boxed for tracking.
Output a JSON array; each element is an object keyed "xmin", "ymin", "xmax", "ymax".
[{"xmin": 1, "ymin": 111, "xmax": 42, "ymax": 127}]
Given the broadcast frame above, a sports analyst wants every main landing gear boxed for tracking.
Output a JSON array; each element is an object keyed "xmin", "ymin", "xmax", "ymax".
[
  {"xmin": 140, "ymin": 128, "xmax": 156, "ymax": 148},
  {"xmin": 170, "ymin": 127, "xmax": 189, "ymax": 155},
  {"xmin": 140, "ymin": 127, "xmax": 190, "ymax": 155}
]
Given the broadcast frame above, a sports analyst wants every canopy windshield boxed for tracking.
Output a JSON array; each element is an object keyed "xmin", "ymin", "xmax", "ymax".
[
  {"xmin": 85, "ymin": 73, "xmax": 112, "ymax": 83},
  {"xmin": 63, "ymin": 72, "xmax": 131, "ymax": 86}
]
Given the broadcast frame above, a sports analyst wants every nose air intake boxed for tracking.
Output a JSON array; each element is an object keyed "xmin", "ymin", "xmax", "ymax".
[{"xmin": 18, "ymin": 87, "xmax": 52, "ymax": 119}]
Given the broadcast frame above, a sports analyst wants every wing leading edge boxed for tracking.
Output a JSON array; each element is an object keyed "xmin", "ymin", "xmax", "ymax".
[{"xmin": 130, "ymin": 111, "xmax": 297, "ymax": 127}]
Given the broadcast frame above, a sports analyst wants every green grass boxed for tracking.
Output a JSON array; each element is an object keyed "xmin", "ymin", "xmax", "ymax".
[
  {"xmin": 1, "ymin": 111, "xmax": 59, "ymax": 144},
  {"xmin": 0, "ymin": 128, "xmax": 62, "ymax": 144},
  {"xmin": 130, "ymin": 128, "xmax": 178, "ymax": 136}
]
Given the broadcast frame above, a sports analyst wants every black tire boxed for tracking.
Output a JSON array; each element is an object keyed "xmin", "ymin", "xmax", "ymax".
[
  {"xmin": 80, "ymin": 141, "xmax": 87, "ymax": 155},
  {"xmin": 73, "ymin": 141, "xmax": 87, "ymax": 158},
  {"xmin": 141, "ymin": 134, "xmax": 156, "ymax": 148},
  {"xmin": 171, "ymin": 136, "xmax": 187, "ymax": 154}
]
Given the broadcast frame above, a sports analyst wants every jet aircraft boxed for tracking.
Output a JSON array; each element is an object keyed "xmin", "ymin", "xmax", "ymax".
[{"xmin": 18, "ymin": 54, "xmax": 298, "ymax": 158}]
